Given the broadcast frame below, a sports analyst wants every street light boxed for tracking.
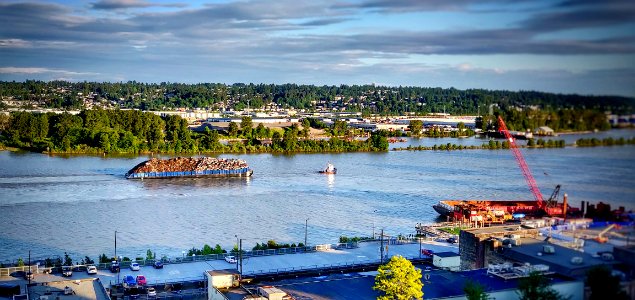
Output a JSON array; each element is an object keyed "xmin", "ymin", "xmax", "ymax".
[
  {"xmin": 372, "ymin": 210, "xmax": 378, "ymax": 239},
  {"xmin": 234, "ymin": 235, "xmax": 239, "ymax": 271},
  {"xmin": 182, "ymin": 251, "xmax": 185, "ymax": 259}
]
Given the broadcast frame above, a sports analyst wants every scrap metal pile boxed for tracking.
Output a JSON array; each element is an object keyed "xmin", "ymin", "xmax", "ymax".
[{"xmin": 128, "ymin": 157, "xmax": 249, "ymax": 174}]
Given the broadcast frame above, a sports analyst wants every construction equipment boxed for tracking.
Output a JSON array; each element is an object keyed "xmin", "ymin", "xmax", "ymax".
[
  {"xmin": 595, "ymin": 224, "xmax": 621, "ymax": 243},
  {"xmin": 497, "ymin": 116, "xmax": 563, "ymax": 216}
]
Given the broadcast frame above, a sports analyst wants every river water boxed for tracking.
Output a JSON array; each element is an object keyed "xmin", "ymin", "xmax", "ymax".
[{"xmin": 1, "ymin": 130, "xmax": 634, "ymax": 263}]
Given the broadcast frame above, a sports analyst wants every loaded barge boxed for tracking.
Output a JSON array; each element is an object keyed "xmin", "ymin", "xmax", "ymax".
[{"xmin": 125, "ymin": 157, "xmax": 253, "ymax": 179}]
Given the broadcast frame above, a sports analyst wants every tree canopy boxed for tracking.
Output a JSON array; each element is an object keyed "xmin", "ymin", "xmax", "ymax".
[
  {"xmin": 585, "ymin": 266, "xmax": 628, "ymax": 300},
  {"xmin": 373, "ymin": 255, "xmax": 423, "ymax": 300},
  {"xmin": 517, "ymin": 272, "xmax": 569, "ymax": 300}
]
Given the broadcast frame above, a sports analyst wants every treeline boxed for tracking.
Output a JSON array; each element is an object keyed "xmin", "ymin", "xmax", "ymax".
[
  {"xmin": 1, "ymin": 80, "xmax": 632, "ymax": 115},
  {"xmin": 0, "ymin": 110, "xmax": 389, "ymax": 153},
  {"xmin": 576, "ymin": 137, "xmax": 635, "ymax": 147},
  {"xmin": 478, "ymin": 109, "xmax": 611, "ymax": 133},
  {"xmin": 408, "ymin": 120, "xmax": 476, "ymax": 138},
  {"xmin": 393, "ymin": 138, "xmax": 566, "ymax": 151}
]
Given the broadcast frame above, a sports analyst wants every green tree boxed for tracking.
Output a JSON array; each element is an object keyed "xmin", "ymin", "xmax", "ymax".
[
  {"xmin": 63, "ymin": 252, "xmax": 73, "ymax": 266},
  {"xmin": 408, "ymin": 120, "xmax": 423, "ymax": 136},
  {"xmin": 517, "ymin": 271, "xmax": 569, "ymax": 300},
  {"xmin": 240, "ymin": 116, "xmax": 253, "ymax": 138},
  {"xmin": 228, "ymin": 122, "xmax": 239, "ymax": 137},
  {"xmin": 585, "ymin": 266, "xmax": 628, "ymax": 300},
  {"xmin": 464, "ymin": 280, "xmax": 491, "ymax": 300},
  {"xmin": 146, "ymin": 250, "xmax": 155, "ymax": 260},
  {"xmin": 16, "ymin": 258, "xmax": 24, "ymax": 267},
  {"xmin": 373, "ymin": 255, "xmax": 423, "ymax": 300}
]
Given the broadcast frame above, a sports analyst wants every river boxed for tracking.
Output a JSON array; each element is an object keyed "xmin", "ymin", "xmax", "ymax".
[{"xmin": 1, "ymin": 130, "xmax": 634, "ymax": 263}]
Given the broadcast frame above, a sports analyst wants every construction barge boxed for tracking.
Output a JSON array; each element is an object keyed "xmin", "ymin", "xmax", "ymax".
[
  {"xmin": 432, "ymin": 117, "xmax": 570, "ymax": 222},
  {"xmin": 125, "ymin": 157, "xmax": 253, "ymax": 179}
]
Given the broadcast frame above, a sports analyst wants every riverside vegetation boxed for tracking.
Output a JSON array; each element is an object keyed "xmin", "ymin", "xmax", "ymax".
[{"xmin": 0, "ymin": 110, "xmax": 389, "ymax": 154}]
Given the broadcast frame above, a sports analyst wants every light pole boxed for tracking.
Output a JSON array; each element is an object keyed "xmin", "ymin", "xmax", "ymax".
[
  {"xmin": 114, "ymin": 231, "xmax": 120, "ymax": 286},
  {"xmin": 304, "ymin": 218, "xmax": 308, "ymax": 247},
  {"xmin": 234, "ymin": 235, "xmax": 239, "ymax": 271},
  {"xmin": 28, "ymin": 250, "xmax": 31, "ymax": 285},
  {"xmin": 182, "ymin": 251, "xmax": 185, "ymax": 260},
  {"xmin": 372, "ymin": 210, "xmax": 378, "ymax": 239}
]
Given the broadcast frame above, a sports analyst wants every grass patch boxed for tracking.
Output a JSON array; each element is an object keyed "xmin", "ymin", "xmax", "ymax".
[{"xmin": 438, "ymin": 227, "xmax": 463, "ymax": 235}]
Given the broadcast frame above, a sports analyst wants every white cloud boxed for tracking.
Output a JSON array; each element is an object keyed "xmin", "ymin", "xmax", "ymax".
[{"xmin": 0, "ymin": 67, "xmax": 98, "ymax": 76}]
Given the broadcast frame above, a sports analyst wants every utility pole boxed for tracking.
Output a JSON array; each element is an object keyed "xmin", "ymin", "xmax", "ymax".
[
  {"xmin": 304, "ymin": 218, "xmax": 308, "ymax": 247},
  {"xmin": 28, "ymin": 250, "xmax": 31, "ymax": 285},
  {"xmin": 239, "ymin": 239, "xmax": 243, "ymax": 275},
  {"xmin": 115, "ymin": 231, "xmax": 119, "ymax": 285},
  {"xmin": 380, "ymin": 229, "xmax": 384, "ymax": 264},
  {"xmin": 419, "ymin": 236, "xmax": 422, "ymax": 259},
  {"xmin": 235, "ymin": 235, "xmax": 239, "ymax": 271}
]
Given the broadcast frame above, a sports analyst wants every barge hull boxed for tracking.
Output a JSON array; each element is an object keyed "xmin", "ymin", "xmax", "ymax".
[{"xmin": 126, "ymin": 168, "xmax": 253, "ymax": 179}]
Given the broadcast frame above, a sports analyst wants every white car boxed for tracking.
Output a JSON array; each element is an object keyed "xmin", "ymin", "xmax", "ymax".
[
  {"xmin": 86, "ymin": 265, "xmax": 97, "ymax": 274},
  {"xmin": 147, "ymin": 287, "xmax": 156, "ymax": 297},
  {"xmin": 224, "ymin": 255, "xmax": 236, "ymax": 263},
  {"xmin": 130, "ymin": 262, "xmax": 140, "ymax": 271}
]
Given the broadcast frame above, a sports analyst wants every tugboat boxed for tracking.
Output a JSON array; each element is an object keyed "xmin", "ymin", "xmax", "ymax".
[{"xmin": 318, "ymin": 162, "xmax": 337, "ymax": 174}]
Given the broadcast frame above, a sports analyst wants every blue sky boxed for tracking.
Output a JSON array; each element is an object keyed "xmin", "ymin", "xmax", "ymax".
[{"xmin": 0, "ymin": 0, "xmax": 633, "ymax": 96}]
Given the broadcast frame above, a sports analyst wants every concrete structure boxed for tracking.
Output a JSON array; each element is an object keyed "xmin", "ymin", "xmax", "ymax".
[
  {"xmin": 459, "ymin": 225, "xmax": 540, "ymax": 270},
  {"xmin": 206, "ymin": 269, "xmax": 240, "ymax": 289},
  {"xmin": 534, "ymin": 126, "xmax": 555, "ymax": 136},
  {"xmin": 432, "ymin": 252, "xmax": 460, "ymax": 271}
]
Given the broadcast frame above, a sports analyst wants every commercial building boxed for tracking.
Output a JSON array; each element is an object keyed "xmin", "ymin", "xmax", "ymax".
[{"xmin": 459, "ymin": 225, "xmax": 540, "ymax": 270}]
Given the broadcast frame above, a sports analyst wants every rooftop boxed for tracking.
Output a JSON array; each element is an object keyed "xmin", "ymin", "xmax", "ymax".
[
  {"xmin": 27, "ymin": 278, "xmax": 109, "ymax": 300},
  {"xmin": 207, "ymin": 269, "xmax": 240, "ymax": 276},
  {"xmin": 500, "ymin": 238, "xmax": 614, "ymax": 277},
  {"xmin": 433, "ymin": 251, "xmax": 459, "ymax": 258},
  {"xmin": 241, "ymin": 265, "xmax": 576, "ymax": 300}
]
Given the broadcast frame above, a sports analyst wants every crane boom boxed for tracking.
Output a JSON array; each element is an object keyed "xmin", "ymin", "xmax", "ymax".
[{"xmin": 497, "ymin": 116, "xmax": 545, "ymax": 207}]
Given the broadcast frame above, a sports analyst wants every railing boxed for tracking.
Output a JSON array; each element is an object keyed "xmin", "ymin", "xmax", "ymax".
[
  {"xmin": 245, "ymin": 256, "xmax": 425, "ymax": 277},
  {"xmin": 0, "ymin": 265, "xmax": 38, "ymax": 277},
  {"xmin": 93, "ymin": 243, "xmax": 359, "ymax": 270}
]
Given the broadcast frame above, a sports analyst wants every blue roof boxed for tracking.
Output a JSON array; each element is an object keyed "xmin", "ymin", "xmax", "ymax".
[
  {"xmin": 422, "ymin": 268, "xmax": 575, "ymax": 299},
  {"xmin": 501, "ymin": 238, "xmax": 612, "ymax": 278}
]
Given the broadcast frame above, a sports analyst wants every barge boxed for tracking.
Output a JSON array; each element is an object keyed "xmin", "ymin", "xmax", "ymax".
[{"xmin": 125, "ymin": 157, "xmax": 253, "ymax": 179}]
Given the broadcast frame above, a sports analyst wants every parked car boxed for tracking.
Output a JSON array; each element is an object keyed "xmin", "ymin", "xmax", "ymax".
[
  {"xmin": 146, "ymin": 287, "xmax": 156, "ymax": 297},
  {"xmin": 123, "ymin": 275, "xmax": 136, "ymax": 287},
  {"xmin": 110, "ymin": 261, "xmax": 120, "ymax": 273},
  {"xmin": 135, "ymin": 275, "xmax": 147, "ymax": 286},
  {"xmin": 153, "ymin": 261, "xmax": 163, "ymax": 269},
  {"xmin": 446, "ymin": 237, "xmax": 457, "ymax": 244},
  {"xmin": 130, "ymin": 262, "xmax": 140, "ymax": 271},
  {"xmin": 86, "ymin": 266, "xmax": 97, "ymax": 275},
  {"xmin": 224, "ymin": 255, "xmax": 236, "ymax": 264},
  {"xmin": 61, "ymin": 266, "xmax": 73, "ymax": 277}
]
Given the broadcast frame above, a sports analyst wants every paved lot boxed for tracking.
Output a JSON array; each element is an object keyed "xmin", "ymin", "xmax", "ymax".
[{"xmin": 1, "ymin": 240, "xmax": 457, "ymax": 288}]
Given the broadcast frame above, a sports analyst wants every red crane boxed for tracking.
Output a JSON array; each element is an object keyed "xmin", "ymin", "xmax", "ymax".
[{"xmin": 497, "ymin": 116, "xmax": 545, "ymax": 208}]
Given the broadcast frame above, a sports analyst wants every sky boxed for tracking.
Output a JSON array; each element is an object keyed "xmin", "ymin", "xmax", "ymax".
[{"xmin": 0, "ymin": 0, "xmax": 634, "ymax": 97}]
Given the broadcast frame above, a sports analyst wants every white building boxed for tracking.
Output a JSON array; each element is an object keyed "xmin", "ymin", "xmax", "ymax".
[{"xmin": 432, "ymin": 251, "xmax": 461, "ymax": 271}]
